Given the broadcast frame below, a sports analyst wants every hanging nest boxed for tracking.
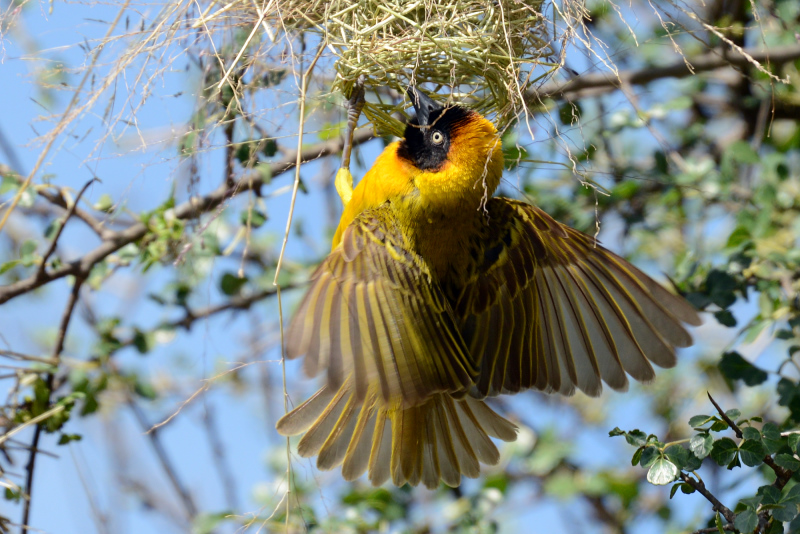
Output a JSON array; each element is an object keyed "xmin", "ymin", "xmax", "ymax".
[{"xmin": 197, "ymin": 0, "xmax": 555, "ymax": 134}]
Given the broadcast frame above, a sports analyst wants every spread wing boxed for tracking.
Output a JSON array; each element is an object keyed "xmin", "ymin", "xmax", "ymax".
[
  {"xmin": 456, "ymin": 198, "xmax": 702, "ymax": 398},
  {"xmin": 287, "ymin": 206, "xmax": 477, "ymax": 406}
]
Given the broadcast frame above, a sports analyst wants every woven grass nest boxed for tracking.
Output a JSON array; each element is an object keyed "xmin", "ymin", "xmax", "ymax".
[{"xmin": 204, "ymin": 0, "xmax": 555, "ymax": 133}]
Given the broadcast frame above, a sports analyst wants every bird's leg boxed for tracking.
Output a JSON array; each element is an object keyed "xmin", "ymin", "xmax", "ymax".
[{"xmin": 335, "ymin": 76, "xmax": 366, "ymax": 207}]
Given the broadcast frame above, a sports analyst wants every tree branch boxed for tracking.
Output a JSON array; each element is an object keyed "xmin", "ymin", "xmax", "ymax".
[
  {"xmin": 0, "ymin": 129, "xmax": 373, "ymax": 305},
  {"xmin": 679, "ymin": 472, "xmax": 737, "ymax": 525},
  {"xmin": 37, "ymin": 179, "xmax": 97, "ymax": 280},
  {"xmin": 535, "ymin": 44, "xmax": 800, "ymax": 102},
  {"xmin": 126, "ymin": 394, "xmax": 199, "ymax": 522},
  {"xmin": 708, "ymin": 393, "xmax": 793, "ymax": 486},
  {"xmin": 116, "ymin": 286, "xmax": 287, "ymax": 353},
  {"xmin": 21, "ymin": 276, "xmax": 84, "ymax": 533},
  {"xmin": 0, "ymin": 165, "xmax": 113, "ymax": 240}
]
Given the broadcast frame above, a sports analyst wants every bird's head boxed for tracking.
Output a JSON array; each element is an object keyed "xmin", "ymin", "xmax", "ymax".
[{"xmin": 398, "ymin": 87, "xmax": 504, "ymax": 208}]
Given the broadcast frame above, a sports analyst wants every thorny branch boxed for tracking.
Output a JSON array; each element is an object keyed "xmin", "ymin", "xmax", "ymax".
[
  {"xmin": 708, "ymin": 393, "xmax": 793, "ymax": 487},
  {"xmin": 678, "ymin": 472, "xmax": 737, "ymax": 526}
]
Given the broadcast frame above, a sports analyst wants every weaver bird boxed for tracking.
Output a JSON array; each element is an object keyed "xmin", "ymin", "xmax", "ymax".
[{"xmin": 277, "ymin": 87, "xmax": 701, "ymax": 489}]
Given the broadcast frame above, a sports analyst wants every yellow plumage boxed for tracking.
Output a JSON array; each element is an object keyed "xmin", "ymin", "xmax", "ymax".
[{"xmin": 277, "ymin": 87, "xmax": 701, "ymax": 489}]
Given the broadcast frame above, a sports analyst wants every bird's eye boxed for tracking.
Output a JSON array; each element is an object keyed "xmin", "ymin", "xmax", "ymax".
[{"xmin": 431, "ymin": 130, "xmax": 444, "ymax": 145}]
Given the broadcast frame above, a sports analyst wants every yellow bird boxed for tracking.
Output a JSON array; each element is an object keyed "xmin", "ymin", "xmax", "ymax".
[{"xmin": 277, "ymin": 87, "xmax": 701, "ymax": 489}]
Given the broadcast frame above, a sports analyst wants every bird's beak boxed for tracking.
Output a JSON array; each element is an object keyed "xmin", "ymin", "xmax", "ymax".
[{"xmin": 406, "ymin": 86, "xmax": 442, "ymax": 127}]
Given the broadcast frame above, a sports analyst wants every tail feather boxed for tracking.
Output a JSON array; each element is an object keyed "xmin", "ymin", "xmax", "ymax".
[
  {"xmin": 317, "ymin": 395, "xmax": 358, "ymax": 470},
  {"xmin": 296, "ymin": 386, "xmax": 349, "ymax": 457},
  {"xmin": 276, "ymin": 380, "xmax": 517, "ymax": 489},
  {"xmin": 341, "ymin": 394, "xmax": 376, "ymax": 480},
  {"xmin": 368, "ymin": 411, "xmax": 392, "ymax": 486}
]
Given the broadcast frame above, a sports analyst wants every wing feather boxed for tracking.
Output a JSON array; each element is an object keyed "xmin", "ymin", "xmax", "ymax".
[
  {"xmin": 459, "ymin": 198, "xmax": 700, "ymax": 398},
  {"xmin": 287, "ymin": 206, "xmax": 477, "ymax": 406}
]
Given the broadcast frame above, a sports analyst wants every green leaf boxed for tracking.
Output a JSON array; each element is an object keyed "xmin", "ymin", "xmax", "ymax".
[
  {"xmin": 683, "ymin": 450, "xmax": 703, "ymax": 472},
  {"xmin": 0, "ymin": 259, "xmax": 21, "ymax": 275},
  {"xmin": 726, "ymin": 225, "xmax": 752, "ymax": 249},
  {"xmin": 640, "ymin": 446, "xmax": 660, "ymax": 468},
  {"xmin": 725, "ymin": 409, "xmax": 742, "ymax": 420},
  {"xmin": 778, "ymin": 378, "xmax": 799, "ymax": 406},
  {"xmin": 262, "ymin": 138, "xmax": 278, "ymax": 157},
  {"xmin": 788, "ymin": 434, "xmax": 800, "ymax": 455},
  {"xmin": 612, "ymin": 181, "xmax": 640, "ymax": 200},
  {"xmin": 690, "ymin": 434, "xmax": 714, "ymax": 459},
  {"xmin": 0, "ymin": 175, "xmax": 19, "ymax": 195},
  {"xmin": 192, "ymin": 511, "xmax": 234, "ymax": 534},
  {"xmin": 710, "ymin": 419, "xmax": 730, "ymax": 432},
  {"xmin": 781, "ymin": 484, "xmax": 800, "ymax": 506},
  {"xmin": 728, "ymin": 140, "xmax": 760, "ymax": 164},
  {"xmin": 664, "ymin": 444, "xmax": 689, "ymax": 471},
  {"xmin": 767, "ymin": 519, "xmax": 786, "ymax": 533},
  {"xmin": 715, "ymin": 512, "xmax": 725, "ymax": 534},
  {"xmin": 609, "ymin": 427, "xmax": 647, "ymax": 447},
  {"xmin": 762, "ymin": 423, "xmax": 784, "ymax": 454},
  {"xmin": 220, "ymin": 273, "xmax": 248, "ymax": 296},
  {"xmin": 772, "ymin": 502, "xmax": 798, "ymax": 523},
  {"xmin": 734, "ymin": 510, "xmax": 758, "ymax": 533},
  {"xmin": 774, "ymin": 453, "xmax": 800, "ymax": 472},
  {"xmin": 719, "ymin": 352, "xmax": 768, "ymax": 386},
  {"xmin": 739, "ymin": 439, "xmax": 766, "ymax": 467},
  {"xmin": 558, "ymin": 102, "xmax": 582, "ymax": 124},
  {"xmin": 240, "ymin": 209, "xmax": 267, "ymax": 229},
  {"xmin": 710, "ymin": 437, "xmax": 738, "ymax": 466},
  {"xmin": 44, "ymin": 220, "xmax": 62, "ymax": 240},
  {"xmin": 714, "ymin": 309, "xmax": 737, "ymax": 327},
  {"xmin": 759, "ymin": 485, "xmax": 782, "ymax": 505},
  {"xmin": 777, "ymin": 329, "xmax": 795, "ymax": 340},
  {"xmin": 93, "ymin": 193, "xmax": 114, "ymax": 212},
  {"xmin": 742, "ymin": 427, "xmax": 761, "ymax": 441},
  {"xmin": 57, "ymin": 433, "xmax": 82, "ymax": 445},
  {"xmin": 647, "ymin": 458, "xmax": 679, "ymax": 485},
  {"xmin": 131, "ymin": 329, "xmax": 153, "ymax": 355},
  {"xmin": 5, "ymin": 486, "xmax": 21, "ymax": 502},
  {"xmin": 689, "ymin": 415, "xmax": 714, "ymax": 427},
  {"xmin": 706, "ymin": 270, "xmax": 738, "ymax": 308},
  {"xmin": 20, "ymin": 239, "xmax": 38, "ymax": 266},
  {"xmin": 133, "ymin": 379, "xmax": 157, "ymax": 400}
]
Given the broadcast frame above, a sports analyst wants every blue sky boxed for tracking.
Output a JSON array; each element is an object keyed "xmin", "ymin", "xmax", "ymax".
[{"xmin": 0, "ymin": 2, "xmax": 782, "ymax": 533}]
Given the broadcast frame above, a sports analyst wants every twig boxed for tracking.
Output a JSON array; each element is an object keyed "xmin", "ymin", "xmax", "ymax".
[
  {"xmin": 707, "ymin": 393, "xmax": 792, "ymax": 485},
  {"xmin": 693, "ymin": 526, "xmax": 736, "ymax": 533},
  {"xmin": 0, "ymin": 164, "xmax": 115, "ymax": 239},
  {"xmin": 37, "ymin": 179, "xmax": 98, "ymax": 280},
  {"xmin": 0, "ymin": 350, "xmax": 57, "ymax": 366},
  {"xmin": 0, "ymin": 0, "xmax": 131, "ymax": 233},
  {"xmin": 126, "ymin": 395, "xmax": 198, "ymax": 521},
  {"xmin": 679, "ymin": 472, "xmax": 737, "ymax": 525},
  {"xmin": 116, "ymin": 287, "xmax": 286, "ymax": 352},
  {"xmin": 707, "ymin": 392, "xmax": 742, "ymax": 438},
  {"xmin": 273, "ymin": 40, "xmax": 326, "ymax": 534},
  {"xmin": 536, "ymin": 43, "xmax": 800, "ymax": 101},
  {"xmin": 273, "ymin": 43, "xmax": 326, "ymax": 284},
  {"xmin": 202, "ymin": 403, "xmax": 239, "ymax": 511},
  {"xmin": 21, "ymin": 276, "xmax": 84, "ymax": 533}
]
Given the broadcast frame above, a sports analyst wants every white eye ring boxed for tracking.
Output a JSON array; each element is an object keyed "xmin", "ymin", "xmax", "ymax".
[{"xmin": 431, "ymin": 130, "xmax": 444, "ymax": 145}]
